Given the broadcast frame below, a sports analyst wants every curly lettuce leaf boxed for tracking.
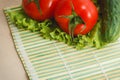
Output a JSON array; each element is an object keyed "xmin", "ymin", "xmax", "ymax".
[{"xmin": 6, "ymin": 8, "xmax": 105, "ymax": 50}]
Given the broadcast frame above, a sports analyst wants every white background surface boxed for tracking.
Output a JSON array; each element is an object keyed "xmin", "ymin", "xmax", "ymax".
[{"xmin": 0, "ymin": 0, "xmax": 28, "ymax": 80}]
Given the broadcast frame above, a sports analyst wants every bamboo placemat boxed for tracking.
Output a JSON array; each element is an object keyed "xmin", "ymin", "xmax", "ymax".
[{"xmin": 4, "ymin": 7, "xmax": 120, "ymax": 80}]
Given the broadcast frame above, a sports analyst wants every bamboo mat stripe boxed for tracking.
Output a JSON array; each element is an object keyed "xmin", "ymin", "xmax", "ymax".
[
  {"xmin": 4, "ymin": 7, "xmax": 120, "ymax": 80},
  {"xmin": 12, "ymin": 26, "xmax": 39, "ymax": 80}
]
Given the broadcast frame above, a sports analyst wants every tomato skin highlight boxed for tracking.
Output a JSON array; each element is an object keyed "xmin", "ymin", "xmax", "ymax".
[
  {"xmin": 22, "ymin": 0, "xmax": 59, "ymax": 21},
  {"xmin": 54, "ymin": 0, "xmax": 98, "ymax": 36}
]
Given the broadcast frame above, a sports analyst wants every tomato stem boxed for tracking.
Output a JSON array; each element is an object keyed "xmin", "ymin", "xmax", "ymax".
[
  {"xmin": 68, "ymin": 1, "xmax": 85, "ymax": 40},
  {"xmin": 68, "ymin": 9, "xmax": 84, "ymax": 40},
  {"xmin": 58, "ymin": 1, "xmax": 85, "ymax": 41},
  {"xmin": 28, "ymin": 0, "xmax": 42, "ymax": 14}
]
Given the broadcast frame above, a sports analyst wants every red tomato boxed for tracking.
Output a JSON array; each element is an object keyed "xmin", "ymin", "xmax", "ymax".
[
  {"xmin": 22, "ymin": 0, "xmax": 59, "ymax": 21},
  {"xmin": 54, "ymin": 0, "xmax": 98, "ymax": 36}
]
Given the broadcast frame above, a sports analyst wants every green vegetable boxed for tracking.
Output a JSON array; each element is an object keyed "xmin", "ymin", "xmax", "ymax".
[
  {"xmin": 99, "ymin": 0, "xmax": 120, "ymax": 42},
  {"xmin": 6, "ymin": 8, "xmax": 104, "ymax": 50}
]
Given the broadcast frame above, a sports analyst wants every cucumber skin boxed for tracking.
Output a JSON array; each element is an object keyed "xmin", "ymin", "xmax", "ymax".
[{"xmin": 99, "ymin": 0, "xmax": 120, "ymax": 42}]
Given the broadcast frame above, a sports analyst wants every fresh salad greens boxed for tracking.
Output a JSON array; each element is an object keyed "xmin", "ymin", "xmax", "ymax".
[{"xmin": 7, "ymin": 8, "xmax": 106, "ymax": 50}]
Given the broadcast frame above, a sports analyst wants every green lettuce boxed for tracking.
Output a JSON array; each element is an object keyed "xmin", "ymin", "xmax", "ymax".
[{"xmin": 6, "ymin": 8, "xmax": 105, "ymax": 50}]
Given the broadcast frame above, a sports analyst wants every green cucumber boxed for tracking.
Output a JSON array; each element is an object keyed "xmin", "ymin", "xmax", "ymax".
[{"xmin": 99, "ymin": 0, "xmax": 120, "ymax": 42}]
